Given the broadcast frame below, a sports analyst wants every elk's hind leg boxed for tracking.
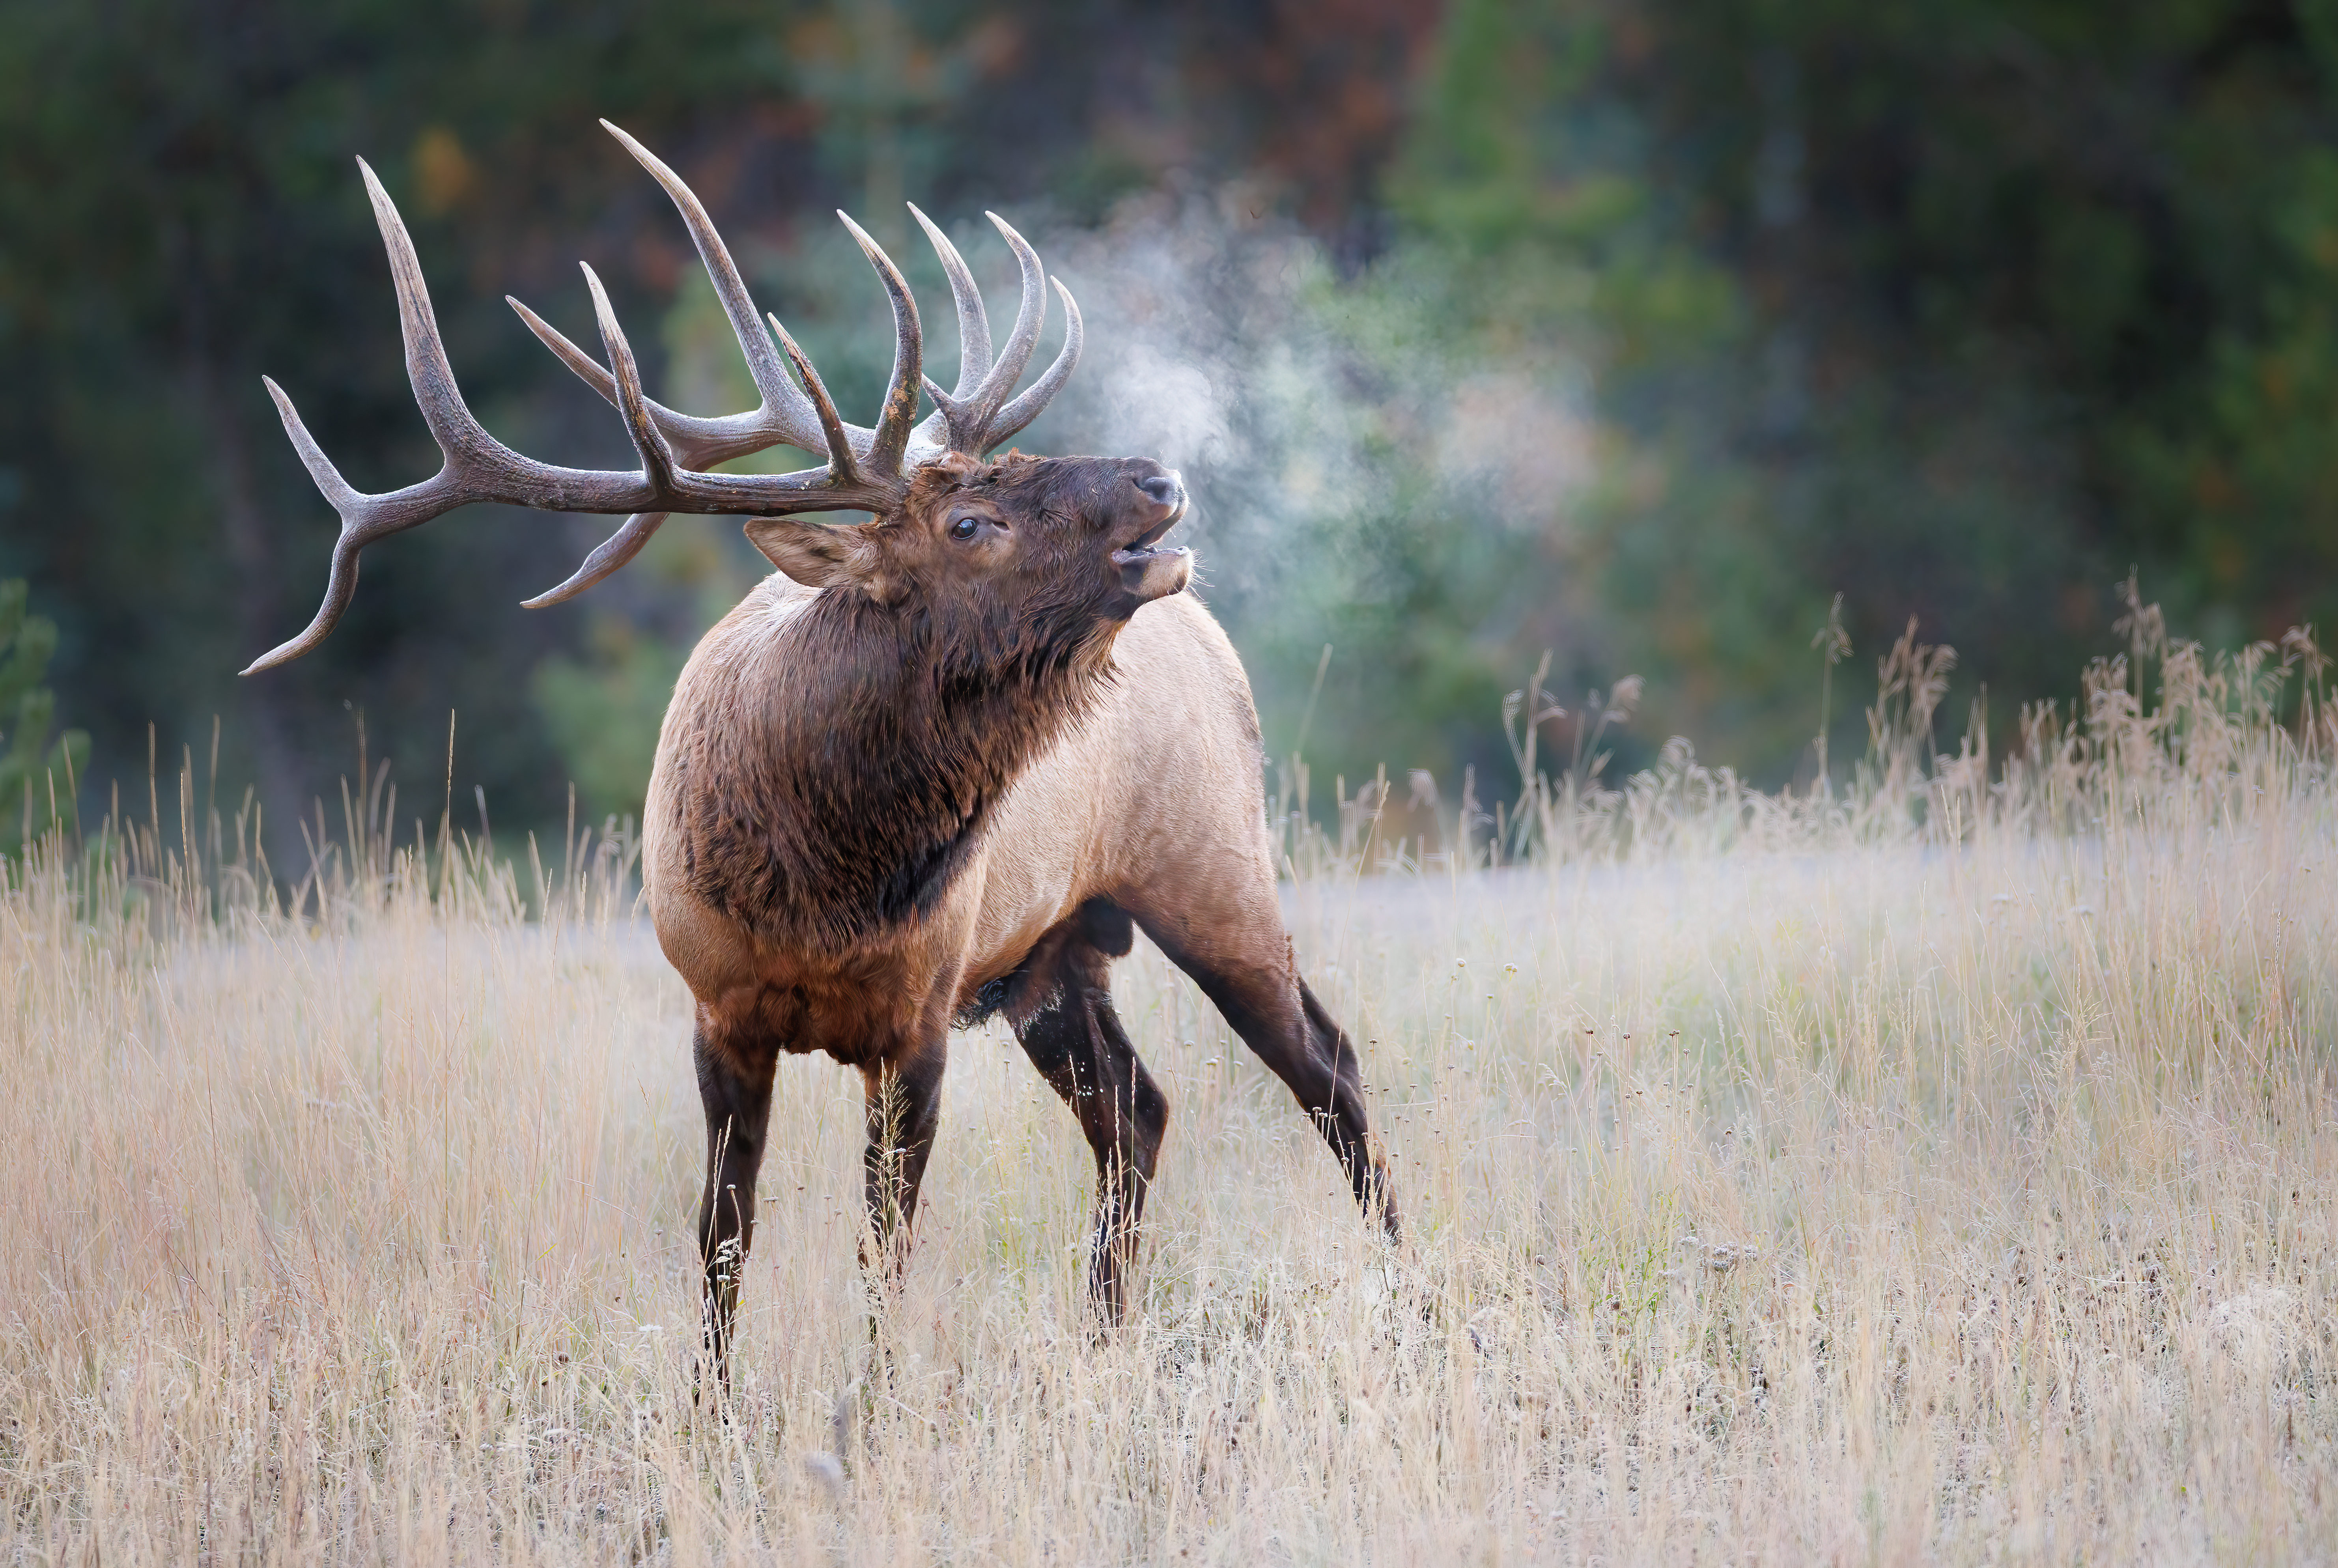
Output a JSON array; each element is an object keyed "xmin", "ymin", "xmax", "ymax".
[
  {"xmin": 695, "ymin": 1008, "xmax": 782, "ymax": 1383},
  {"xmin": 1133, "ymin": 909, "xmax": 1402, "ymax": 1242},
  {"xmin": 1007, "ymin": 900, "xmax": 1169, "ymax": 1323}
]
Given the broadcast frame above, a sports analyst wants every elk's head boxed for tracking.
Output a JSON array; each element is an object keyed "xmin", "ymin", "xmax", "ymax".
[
  {"xmin": 745, "ymin": 452, "xmax": 1190, "ymax": 640},
  {"xmin": 241, "ymin": 120, "xmax": 1189, "ymax": 678}
]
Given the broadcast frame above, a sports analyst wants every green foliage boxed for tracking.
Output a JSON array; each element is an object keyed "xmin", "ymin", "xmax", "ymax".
[
  {"xmin": 1280, "ymin": 0, "xmax": 2338, "ymax": 782},
  {"xmin": 1221, "ymin": 0, "xmax": 1789, "ymax": 784},
  {"xmin": 532, "ymin": 624, "xmax": 689, "ymax": 831},
  {"xmin": 2148, "ymin": 146, "xmax": 2338, "ymax": 616},
  {"xmin": 1619, "ymin": 0, "xmax": 2338, "ymax": 723},
  {"xmin": 0, "ymin": 580, "xmax": 90, "ymax": 846},
  {"xmin": 527, "ymin": 521, "xmax": 760, "ymax": 827},
  {"xmin": 1390, "ymin": 0, "xmax": 1740, "ymax": 362}
]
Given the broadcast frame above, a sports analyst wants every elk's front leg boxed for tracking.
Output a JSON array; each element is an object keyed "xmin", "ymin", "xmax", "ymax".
[
  {"xmin": 861, "ymin": 1038, "xmax": 947, "ymax": 1277},
  {"xmin": 695, "ymin": 1011, "xmax": 781, "ymax": 1382}
]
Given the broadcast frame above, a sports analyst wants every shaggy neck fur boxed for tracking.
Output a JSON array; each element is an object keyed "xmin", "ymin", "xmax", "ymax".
[{"xmin": 665, "ymin": 580, "xmax": 1117, "ymax": 954}]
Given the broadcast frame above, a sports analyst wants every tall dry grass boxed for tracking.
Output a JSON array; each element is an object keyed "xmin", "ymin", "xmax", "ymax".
[{"xmin": 4, "ymin": 616, "xmax": 2336, "ymax": 1562}]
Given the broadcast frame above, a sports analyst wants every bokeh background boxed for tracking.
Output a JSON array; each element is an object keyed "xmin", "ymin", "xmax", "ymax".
[{"xmin": 6, "ymin": 0, "xmax": 2338, "ymax": 856}]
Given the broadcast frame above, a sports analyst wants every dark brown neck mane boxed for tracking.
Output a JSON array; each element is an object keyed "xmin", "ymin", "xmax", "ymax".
[{"xmin": 663, "ymin": 582, "xmax": 1115, "ymax": 954}]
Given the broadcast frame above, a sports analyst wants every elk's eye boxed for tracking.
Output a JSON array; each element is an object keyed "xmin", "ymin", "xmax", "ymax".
[{"xmin": 949, "ymin": 515, "xmax": 980, "ymax": 541}]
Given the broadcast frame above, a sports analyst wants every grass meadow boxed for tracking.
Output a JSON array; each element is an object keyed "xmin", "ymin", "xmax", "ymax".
[{"xmin": 5, "ymin": 623, "xmax": 2337, "ymax": 1563}]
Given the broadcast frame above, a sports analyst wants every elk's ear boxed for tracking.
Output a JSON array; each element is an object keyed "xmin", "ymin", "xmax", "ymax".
[{"xmin": 743, "ymin": 519, "xmax": 904, "ymax": 605}]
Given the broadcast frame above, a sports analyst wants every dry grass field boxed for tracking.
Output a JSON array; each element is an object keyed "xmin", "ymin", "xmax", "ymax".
[{"xmin": 6, "ymin": 629, "xmax": 2337, "ymax": 1562}]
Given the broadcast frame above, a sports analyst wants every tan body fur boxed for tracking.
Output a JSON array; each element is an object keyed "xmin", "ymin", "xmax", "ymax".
[{"xmin": 647, "ymin": 577, "xmax": 1287, "ymax": 1069}]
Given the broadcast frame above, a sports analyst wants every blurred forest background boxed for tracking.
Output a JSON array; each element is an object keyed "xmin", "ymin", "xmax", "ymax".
[{"xmin": 6, "ymin": 0, "xmax": 2338, "ymax": 858}]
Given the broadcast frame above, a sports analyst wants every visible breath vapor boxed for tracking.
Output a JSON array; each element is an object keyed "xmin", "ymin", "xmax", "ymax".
[
  {"xmin": 658, "ymin": 181, "xmax": 1605, "ymax": 772},
  {"xmin": 1018, "ymin": 187, "xmax": 1599, "ymax": 635}
]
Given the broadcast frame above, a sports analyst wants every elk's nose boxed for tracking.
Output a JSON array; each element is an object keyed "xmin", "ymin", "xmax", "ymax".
[{"xmin": 1135, "ymin": 472, "xmax": 1183, "ymax": 508}]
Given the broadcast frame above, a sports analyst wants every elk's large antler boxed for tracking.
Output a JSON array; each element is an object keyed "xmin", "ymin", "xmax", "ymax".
[{"xmin": 244, "ymin": 122, "xmax": 1081, "ymax": 674}]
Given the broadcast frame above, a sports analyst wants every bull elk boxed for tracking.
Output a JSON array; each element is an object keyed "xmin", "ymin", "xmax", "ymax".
[{"xmin": 246, "ymin": 123, "xmax": 1401, "ymax": 1370}]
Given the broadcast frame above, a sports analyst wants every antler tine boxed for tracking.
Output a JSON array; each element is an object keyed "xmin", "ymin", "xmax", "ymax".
[
  {"xmin": 836, "ymin": 213, "xmax": 924, "ymax": 476},
  {"xmin": 768, "ymin": 314, "xmax": 867, "ymax": 489},
  {"xmin": 505, "ymin": 295, "xmax": 619, "ymax": 404},
  {"xmin": 507, "ymin": 296, "xmax": 823, "ymax": 470},
  {"xmin": 958, "ymin": 213, "xmax": 1048, "ymax": 427},
  {"xmin": 240, "ymin": 375, "xmax": 415, "ymax": 674},
  {"xmin": 581, "ymin": 262, "xmax": 681, "ymax": 492},
  {"xmin": 908, "ymin": 203, "xmax": 995, "ymax": 454},
  {"xmin": 504, "ymin": 287, "xmax": 799, "ymax": 609},
  {"xmin": 521, "ymin": 512, "xmax": 669, "ymax": 609},
  {"xmin": 598, "ymin": 120, "xmax": 810, "ymax": 429},
  {"xmin": 509, "ymin": 268, "xmax": 695, "ymax": 612},
  {"xmin": 362, "ymin": 157, "xmax": 489, "ymax": 468},
  {"xmin": 509, "ymin": 126, "xmax": 897, "ymax": 607},
  {"xmin": 917, "ymin": 371, "xmax": 989, "ymax": 457},
  {"xmin": 983, "ymin": 277, "xmax": 1084, "ymax": 451},
  {"xmin": 909, "ymin": 203, "xmax": 992, "ymax": 394}
]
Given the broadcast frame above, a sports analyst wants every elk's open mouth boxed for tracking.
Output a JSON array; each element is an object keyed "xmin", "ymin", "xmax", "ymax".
[
  {"xmin": 1108, "ymin": 538, "xmax": 1191, "ymax": 569},
  {"xmin": 1109, "ymin": 510, "xmax": 1193, "ymax": 599},
  {"xmin": 1110, "ymin": 508, "xmax": 1185, "ymax": 564}
]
